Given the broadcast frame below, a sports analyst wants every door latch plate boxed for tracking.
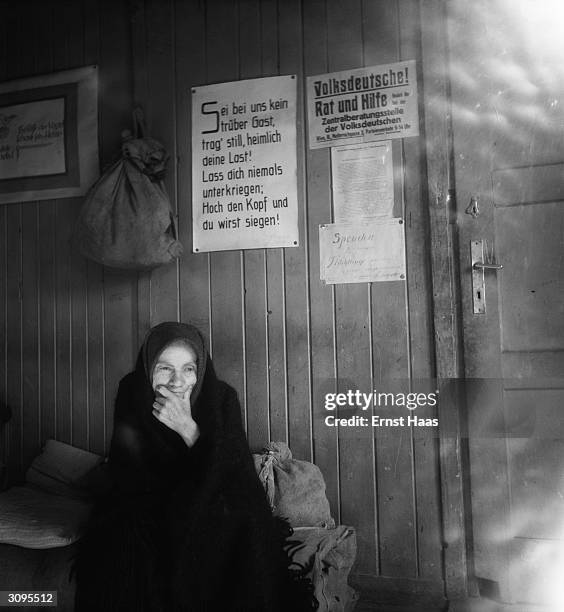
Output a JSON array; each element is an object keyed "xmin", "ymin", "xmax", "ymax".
[{"xmin": 471, "ymin": 240, "xmax": 486, "ymax": 314}]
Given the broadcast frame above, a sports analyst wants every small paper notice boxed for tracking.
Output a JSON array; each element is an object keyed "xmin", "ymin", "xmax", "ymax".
[
  {"xmin": 331, "ymin": 141, "xmax": 393, "ymax": 222},
  {"xmin": 319, "ymin": 219, "xmax": 405, "ymax": 284},
  {"xmin": 0, "ymin": 99, "xmax": 66, "ymax": 179}
]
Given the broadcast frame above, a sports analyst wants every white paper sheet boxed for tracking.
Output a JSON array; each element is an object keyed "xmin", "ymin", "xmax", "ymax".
[
  {"xmin": 331, "ymin": 141, "xmax": 393, "ymax": 222},
  {"xmin": 319, "ymin": 219, "xmax": 406, "ymax": 284}
]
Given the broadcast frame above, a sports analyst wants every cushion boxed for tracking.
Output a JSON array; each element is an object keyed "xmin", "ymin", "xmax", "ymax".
[
  {"xmin": 25, "ymin": 439, "xmax": 104, "ymax": 498},
  {"xmin": 0, "ymin": 484, "xmax": 91, "ymax": 549}
]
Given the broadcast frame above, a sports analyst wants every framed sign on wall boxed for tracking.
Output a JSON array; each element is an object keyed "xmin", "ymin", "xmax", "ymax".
[{"xmin": 0, "ymin": 65, "xmax": 99, "ymax": 204}]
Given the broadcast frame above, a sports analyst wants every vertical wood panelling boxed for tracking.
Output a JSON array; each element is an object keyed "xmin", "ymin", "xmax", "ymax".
[
  {"xmin": 279, "ymin": 0, "xmax": 312, "ymax": 462},
  {"xmin": 238, "ymin": 0, "xmax": 270, "ymax": 448},
  {"xmin": 261, "ymin": 0, "xmax": 287, "ymax": 447},
  {"xmin": 0, "ymin": 2, "xmax": 7, "ymax": 467},
  {"xmin": 6, "ymin": 203, "xmax": 22, "ymax": 477},
  {"xmin": 205, "ymin": 1, "xmax": 246, "ymax": 403},
  {"xmin": 422, "ymin": 0, "xmax": 469, "ymax": 597},
  {"xmin": 52, "ymin": 1, "xmax": 80, "ymax": 447},
  {"xmin": 102, "ymin": 267, "xmax": 136, "ymax": 450},
  {"xmin": 38, "ymin": 204, "xmax": 56, "ymax": 446},
  {"xmin": 399, "ymin": 0, "xmax": 443, "ymax": 581},
  {"xmin": 33, "ymin": 0, "xmax": 56, "ymax": 454},
  {"xmin": 326, "ymin": 0, "xmax": 377, "ymax": 575},
  {"xmin": 54, "ymin": 200, "xmax": 72, "ymax": 445},
  {"xmin": 86, "ymin": 265, "xmax": 105, "ymax": 455},
  {"xmin": 145, "ymin": 0, "xmax": 180, "ymax": 325},
  {"xmin": 302, "ymin": 0, "xmax": 341, "ymax": 524},
  {"xmin": 0, "ymin": 203, "xmax": 6, "ymax": 465},
  {"xmin": 265, "ymin": 246, "xmax": 287, "ymax": 445},
  {"xmin": 18, "ymin": 8, "xmax": 41, "ymax": 470},
  {"xmin": 5, "ymin": 5, "xmax": 24, "ymax": 478},
  {"xmin": 130, "ymin": 1, "xmax": 153, "ymax": 347},
  {"xmin": 21, "ymin": 205, "xmax": 40, "ymax": 467},
  {"xmin": 1, "ymin": 0, "xmax": 130, "ymax": 467},
  {"xmin": 65, "ymin": 0, "xmax": 90, "ymax": 450},
  {"xmin": 361, "ymin": 1, "xmax": 419, "ymax": 579},
  {"xmin": 83, "ymin": 0, "xmax": 105, "ymax": 454},
  {"xmin": 70, "ymin": 209, "xmax": 89, "ymax": 449},
  {"xmin": 0, "ymin": 0, "xmax": 448, "ymax": 600},
  {"xmin": 174, "ymin": 2, "xmax": 210, "ymax": 337},
  {"xmin": 99, "ymin": 0, "xmax": 135, "ymax": 448}
]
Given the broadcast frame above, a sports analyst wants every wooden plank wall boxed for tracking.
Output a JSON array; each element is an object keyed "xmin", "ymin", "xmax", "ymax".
[
  {"xmin": 0, "ymin": 0, "xmax": 133, "ymax": 462},
  {"xmin": 0, "ymin": 0, "xmax": 446, "ymax": 600}
]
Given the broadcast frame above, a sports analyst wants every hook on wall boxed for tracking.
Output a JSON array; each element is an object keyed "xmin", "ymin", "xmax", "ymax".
[{"xmin": 465, "ymin": 195, "xmax": 480, "ymax": 218}]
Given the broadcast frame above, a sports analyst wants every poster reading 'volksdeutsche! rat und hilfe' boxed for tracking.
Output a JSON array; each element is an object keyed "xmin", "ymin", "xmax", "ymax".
[{"xmin": 307, "ymin": 60, "xmax": 419, "ymax": 149}]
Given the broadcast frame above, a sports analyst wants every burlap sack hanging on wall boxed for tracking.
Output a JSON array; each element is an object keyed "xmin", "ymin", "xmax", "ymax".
[{"xmin": 74, "ymin": 109, "xmax": 182, "ymax": 270}]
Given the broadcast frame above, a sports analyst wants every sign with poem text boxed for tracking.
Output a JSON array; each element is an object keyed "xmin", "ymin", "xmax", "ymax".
[{"xmin": 192, "ymin": 75, "xmax": 298, "ymax": 252}]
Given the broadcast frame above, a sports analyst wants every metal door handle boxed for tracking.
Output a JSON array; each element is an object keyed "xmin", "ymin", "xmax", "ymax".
[
  {"xmin": 471, "ymin": 240, "xmax": 502, "ymax": 314},
  {"xmin": 472, "ymin": 262, "xmax": 503, "ymax": 270}
]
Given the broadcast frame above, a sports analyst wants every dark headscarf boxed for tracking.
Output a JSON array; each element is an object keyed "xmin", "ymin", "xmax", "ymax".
[{"xmin": 141, "ymin": 322, "xmax": 207, "ymax": 402}]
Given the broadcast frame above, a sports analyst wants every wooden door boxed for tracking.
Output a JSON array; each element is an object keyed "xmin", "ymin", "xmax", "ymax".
[{"xmin": 448, "ymin": 0, "xmax": 564, "ymax": 605}]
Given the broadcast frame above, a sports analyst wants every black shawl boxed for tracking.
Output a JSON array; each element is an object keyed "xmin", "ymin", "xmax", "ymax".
[{"xmin": 74, "ymin": 322, "xmax": 316, "ymax": 612}]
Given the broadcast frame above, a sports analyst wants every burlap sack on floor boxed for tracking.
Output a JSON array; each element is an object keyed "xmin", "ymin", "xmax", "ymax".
[{"xmin": 253, "ymin": 441, "xmax": 335, "ymax": 528}]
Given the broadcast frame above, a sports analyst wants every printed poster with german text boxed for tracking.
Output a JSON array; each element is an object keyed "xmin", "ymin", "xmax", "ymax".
[
  {"xmin": 307, "ymin": 60, "xmax": 419, "ymax": 149},
  {"xmin": 192, "ymin": 75, "xmax": 298, "ymax": 252}
]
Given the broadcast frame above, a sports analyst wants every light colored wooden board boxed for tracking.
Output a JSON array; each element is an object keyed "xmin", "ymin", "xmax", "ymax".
[
  {"xmin": 21, "ymin": 204, "xmax": 40, "ymax": 466},
  {"xmin": 98, "ymin": 0, "xmax": 136, "ymax": 450},
  {"xmin": 327, "ymin": 0, "xmax": 377, "ymax": 575},
  {"xmin": 239, "ymin": 0, "xmax": 269, "ymax": 448},
  {"xmin": 301, "ymin": 0, "xmax": 340, "ymax": 522},
  {"xmin": 83, "ymin": 0, "xmax": 105, "ymax": 454},
  {"xmin": 422, "ymin": 0, "xmax": 469, "ymax": 597},
  {"xmin": 145, "ymin": 0, "xmax": 180, "ymax": 326},
  {"xmin": 38, "ymin": 206, "xmax": 57, "ymax": 446},
  {"xmin": 279, "ymin": 0, "xmax": 312, "ymax": 461},
  {"xmin": 399, "ymin": 0, "xmax": 443, "ymax": 581},
  {"xmin": 54, "ymin": 200, "xmax": 72, "ymax": 445},
  {"xmin": 6, "ymin": 204, "xmax": 22, "ymax": 479},
  {"xmin": 173, "ymin": 0, "xmax": 210, "ymax": 336},
  {"xmin": 205, "ymin": 0, "xmax": 246, "ymax": 400},
  {"xmin": 261, "ymin": 0, "xmax": 288, "ymax": 448}
]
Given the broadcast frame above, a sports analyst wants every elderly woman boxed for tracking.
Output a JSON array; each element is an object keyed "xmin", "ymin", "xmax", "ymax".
[{"xmin": 74, "ymin": 322, "xmax": 315, "ymax": 612}]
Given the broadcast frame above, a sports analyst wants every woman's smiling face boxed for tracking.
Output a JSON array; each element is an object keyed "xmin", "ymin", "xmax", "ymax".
[{"xmin": 152, "ymin": 341, "xmax": 198, "ymax": 397}]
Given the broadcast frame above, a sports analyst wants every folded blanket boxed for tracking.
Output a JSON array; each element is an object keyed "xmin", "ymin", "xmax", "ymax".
[
  {"xmin": 0, "ymin": 485, "xmax": 91, "ymax": 549},
  {"xmin": 286, "ymin": 526, "xmax": 358, "ymax": 612}
]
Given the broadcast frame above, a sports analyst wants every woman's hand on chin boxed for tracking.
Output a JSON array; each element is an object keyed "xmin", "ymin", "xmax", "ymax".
[{"xmin": 152, "ymin": 385, "xmax": 200, "ymax": 447}]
